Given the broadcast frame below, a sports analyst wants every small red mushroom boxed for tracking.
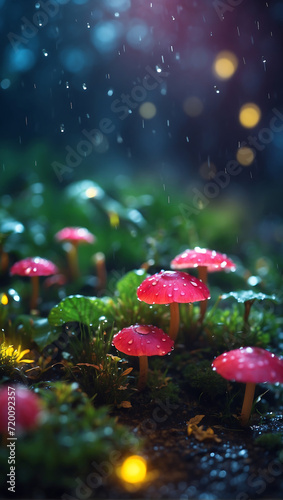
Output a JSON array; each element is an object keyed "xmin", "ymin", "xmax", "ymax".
[
  {"xmin": 212, "ymin": 347, "xmax": 283, "ymax": 426},
  {"xmin": 0, "ymin": 385, "xmax": 42, "ymax": 434},
  {"xmin": 137, "ymin": 270, "xmax": 210, "ymax": 341},
  {"xmin": 10, "ymin": 257, "xmax": 58, "ymax": 311},
  {"xmin": 112, "ymin": 324, "xmax": 174, "ymax": 390},
  {"xmin": 55, "ymin": 227, "xmax": 95, "ymax": 279},
  {"xmin": 171, "ymin": 247, "xmax": 236, "ymax": 321}
]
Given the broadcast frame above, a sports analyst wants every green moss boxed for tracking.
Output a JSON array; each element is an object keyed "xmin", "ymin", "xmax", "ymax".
[
  {"xmin": 182, "ymin": 359, "xmax": 228, "ymax": 399},
  {"xmin": 0, "ymin": 382, "xmax": 140, "ymax": 497},
  {"xmin": 255, "ymin": 433, "xmax": 283, "ymax": 451},
  {"xmin": 147, "ymin": 368, "xmax": 180, "ymax": 404}
]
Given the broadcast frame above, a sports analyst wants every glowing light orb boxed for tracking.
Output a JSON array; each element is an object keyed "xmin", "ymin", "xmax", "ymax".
[
  {"xmin": 213, "ymin": 51, "xmax": 238, "ymax": 80},
  {"xmin": 1, "ymin": 294, "xmax": 8, "ymax": 305},
  {"xmin": 183, "ymin": 96, "xmax": 203, "ymax": 117},
  {"xmin": 85, "ymin": 187, "xmax": 98, "ymax": 198},
  {"xmin": 139, "ymin": 102, "xmax": 157, "ymax": 119},
  {"xmin": 120, "ymin": 455, "xmax": 147, "ymax": 484},
  {"xmin": 239, "ymin": 103, "xmax": 261, "ymax": 128},
  {"xmin": 236, "ymin": 146, "xmax": 255, "ymax": 166}
]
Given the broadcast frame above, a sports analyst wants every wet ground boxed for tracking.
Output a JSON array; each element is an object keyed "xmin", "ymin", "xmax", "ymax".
[{"xmin": 108, "ymin": 392, "xmax": 283, "ymax": 500}]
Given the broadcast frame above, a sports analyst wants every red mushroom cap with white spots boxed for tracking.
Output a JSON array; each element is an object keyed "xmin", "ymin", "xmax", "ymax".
[
  {"xmin": 171, "ymin": 247, "xmax": 236, "ymax": 273},
  {"xmin": 112, "ymin": 324, "xmax": 174, "ymax": 357},
  {"xmin": 137, "ymin": 270, "xmax": 210, "ymax": 305},
  {"xmin": 212, "ymin": 347, "xmax": 283, "ymax": 384},
  {"xmin": 10, "ymin": 257, "xmax": 59, "ymax": 277},
  {"xmin": 55, "ymin": 227, "xmax": 95, "ymax": 244}
]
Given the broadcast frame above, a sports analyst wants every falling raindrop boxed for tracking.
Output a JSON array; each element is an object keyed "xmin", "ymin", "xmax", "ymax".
[{"xmin": 82, "ymin": 83, "xmax": 87, "ymax": 90}]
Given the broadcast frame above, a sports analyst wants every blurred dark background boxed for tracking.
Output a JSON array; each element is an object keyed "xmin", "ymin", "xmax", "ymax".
[
  {"xmin": 0, "ymin": 0, "xmax": 283, "ymax": 181},
  {"xmin": 0, "ymin": 0, "xmax": 283, "ymax": 274}
]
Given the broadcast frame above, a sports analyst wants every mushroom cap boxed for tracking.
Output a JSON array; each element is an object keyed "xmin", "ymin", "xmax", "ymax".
[
  {"xmin": 171, "ymin": 247, "xmax": 236, "ymax": 273},
  {"xmin": 212, "ymin": 347, "xmax": 283, "ymax": 384},
  {"xmin": 55, "ymin": 227, "xmax": 95, "ymax": 244},
  {"xmin": 137, "ymin": 270, "xmax": 210, "ymax": 305},
  {"xmin": 10, "ymin": 257, "xmax": 59, "ymax": 277},
  {"xmin": 112, "ymin": 324, "xmax": 174, "ymax": 357},
  {"xmin": 0, "ymin": 385, "xmax": 42, "ymax": 433}
]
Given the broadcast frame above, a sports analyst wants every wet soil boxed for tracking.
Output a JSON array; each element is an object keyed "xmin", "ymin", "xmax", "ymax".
[{"xmin": 108, "ymin": 391, "xmax": 283, "ymax": 500}]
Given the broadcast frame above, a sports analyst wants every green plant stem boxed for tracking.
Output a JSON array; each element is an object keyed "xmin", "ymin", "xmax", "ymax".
[
  {"xmin": 30, "ymin": 276, "xmax": 39, "ymax": 311},
  {"xmin": 198, "ymin": 266, "xmax": 208, "ymax": 323},
  {"xmin": 169, "ymin": 302, "xmax": 180, "ymax": 341},
  {"xmin": 138, "ymin": 356, "xmax": 148, "ymax": 391},
  {"xmin": 240, "ymin": 382, "xmax": 256, "ymax": 426}
]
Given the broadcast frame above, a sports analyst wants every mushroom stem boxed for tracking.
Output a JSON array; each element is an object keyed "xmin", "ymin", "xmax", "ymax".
[
  {"xmin": 240, "ymin": 382, "xmax": 256, "ymax": 426},
  {"xmin": 30, "ymin": 276, "xmax": 39, "ymax": 311},
  {"xmin": 0, "ymin": 250, "xmax": 9, "ymax": 274},
  {"xmin": 138, "ymin": 356, "xmax": 148, "ymax": 391},
  {"xmin": 93, "ymin": 252, "xmax": 107, "ymax": 293},
  {"xmin": 243, "ymin": 300, "xmax": 255, "ymax": 328},
  {"xmin": 169, "ymin": 302, "xmax": 180, "ymax": 341},
  {"xmin": 67, "ymin": 243, "xmax": 79, "ymax": 279},
  {"xmin": 198, "ymin": 266, "xmax": 208, "ymax": 323}
]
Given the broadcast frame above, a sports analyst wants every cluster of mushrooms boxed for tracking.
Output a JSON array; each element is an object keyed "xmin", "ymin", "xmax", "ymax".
[
  {"xmin": 8, "ymin": 235, "xmax": 283, "ymax": 427},
  {"xmin": 112, "ymin": 247, "xmax": 283, "ymax": 427}
]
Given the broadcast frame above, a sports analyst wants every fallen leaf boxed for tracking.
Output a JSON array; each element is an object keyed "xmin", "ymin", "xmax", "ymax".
[
  {"xmin": 121, "ymin": 367, "xmax": 133, "ymax": 376},
  {"xmin": 117, "ymin": 401, "xmax": 132, "ymax": 408},
  {"xmin": 187, "ymin": 415, "xmax": 221, "ymax": 443}
]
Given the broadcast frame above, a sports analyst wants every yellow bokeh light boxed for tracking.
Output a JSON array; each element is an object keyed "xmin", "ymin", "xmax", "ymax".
[
  {"xmin": 108, "ymin": 211, "xmax": 120, "ymax": 228},
  {"xmin": 236, "ymin": 146, "xmax": 255, "ymax": 166},
  {"xmin": 120, "ymin": 455, "xmax": 147, "ymax": 484},
  {"xmin": 183, "ymin": 96, "xmax": 203, "ymax": 117},
  {"xmin": 85, "ymin": 187, "xmax": 98, "ymax": 198},
  {"xmin": 239, "ymin": 103, "xmax": 261, "ymax": 128},
  {"xmin": 1, "ymin": 294, "xmax": 8, "ymax": 305},
  {"xmin": 213, "ymin": 51, "xmax": 238, "ymax": 80},
  {"xmin": 139, "ymin": 102, "xmax": 157, "ymax": 119}
]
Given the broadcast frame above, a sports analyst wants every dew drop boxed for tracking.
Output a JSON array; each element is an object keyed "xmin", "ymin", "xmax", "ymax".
[{"xmin": 128, "ymin": 339, "xmax": 133, "ymax": 345}]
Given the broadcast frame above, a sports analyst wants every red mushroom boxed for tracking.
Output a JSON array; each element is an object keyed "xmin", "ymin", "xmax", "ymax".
[
  {"xmin": 212, "ymin": 347, "xmax": 283, "ymax": 426},
  {"xmin": 171, "ymin": 247, "xmax": 236, "ymax": 321},
  {"xmin": 112, "ymin": 324, "xmax": 174, "ymax": 390},
  {"xmin": 10, "ymin": 257, "xmax": 58, "ymax": 311},
  {"xmin": 137, "ymin": 270, "xmax": 210, "ymax": 341},
  {"xmin": 0, "ymin": 385, "xmax": 42, "ymax": 434},
  {"xmin": 55, "ymin": 227, "xmax": 95, "ymax": 279}
]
